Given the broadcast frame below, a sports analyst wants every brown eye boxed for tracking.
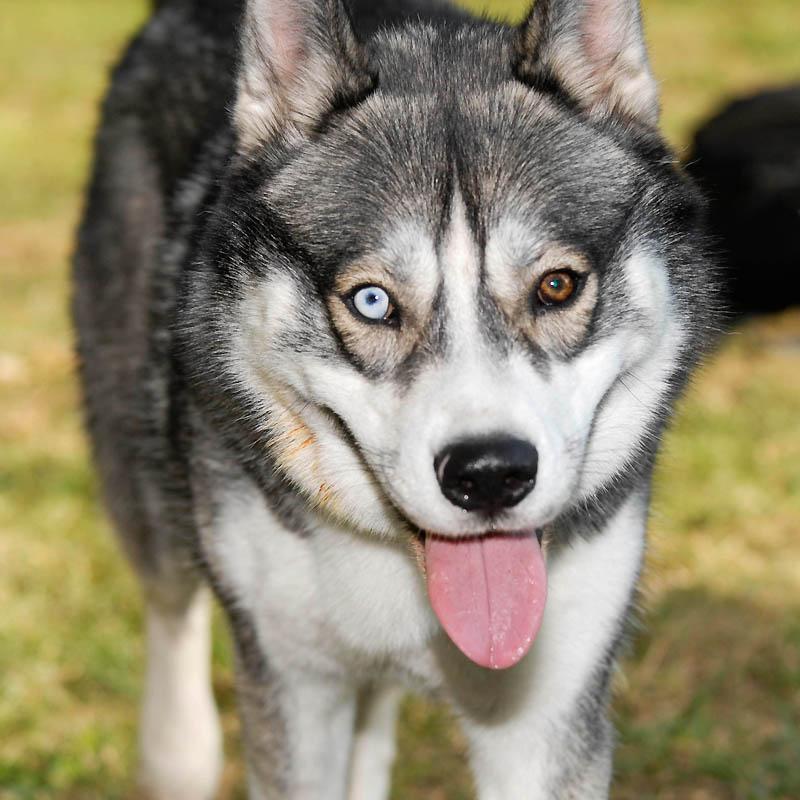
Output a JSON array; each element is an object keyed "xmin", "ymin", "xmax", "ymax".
[{"xmin": 537, "ymin": 270, "xmax": 579, "ymax": 306}]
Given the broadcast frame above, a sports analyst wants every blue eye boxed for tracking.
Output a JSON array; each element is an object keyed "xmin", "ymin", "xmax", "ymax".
[{"xmin": 351, "ymin": 285, "xmax": 395, "ymax": 322}]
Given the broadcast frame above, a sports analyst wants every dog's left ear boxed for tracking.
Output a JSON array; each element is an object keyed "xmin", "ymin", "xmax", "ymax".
[
  {"xmin": 515, "ymin": 0, "xmax": 660, "ymax": 127},
  {"xmin": 234, "ymin": 0, "xmax": 375, "ymax": 151}
]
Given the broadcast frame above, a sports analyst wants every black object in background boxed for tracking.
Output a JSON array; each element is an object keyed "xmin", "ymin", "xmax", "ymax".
[{"xmin": 687, "ymin": 85, "xmax": 800, "ymax": 315}]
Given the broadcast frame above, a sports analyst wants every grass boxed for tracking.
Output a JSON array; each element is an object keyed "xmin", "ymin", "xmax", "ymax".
[{"xmin": 1, "ymin": 0, "xmax": 799, "ymax": 798}]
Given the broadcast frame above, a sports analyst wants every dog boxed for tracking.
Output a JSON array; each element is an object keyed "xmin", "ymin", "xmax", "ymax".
[
  {"xmin": 73, "ymin": 0, "xmax": 719, "ymax": 797},
  {"xmin": 687, "ymin": 85, "xmax": 800, "ymax": 316}
]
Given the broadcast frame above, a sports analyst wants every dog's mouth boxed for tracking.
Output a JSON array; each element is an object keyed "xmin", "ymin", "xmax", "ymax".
[{"xmin": 411, "ymin": 529, "xmax": 547, "ymax": 670}]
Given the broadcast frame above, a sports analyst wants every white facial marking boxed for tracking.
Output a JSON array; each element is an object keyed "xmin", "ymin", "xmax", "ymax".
[
  {"xmin": 381, "ymin": 242, "xmax": 682, "ymax": 534},
  {"xmin": 236, "ymin": 199, "xmax": 681, "ymax": 543},
  {"xmin": 574, "ymin": 249, "xmax": 685, "ymax": 498},
  {"xmin": 485, "ymin": 215, "xmax": 546, "ymax": 283},
  {"xmin": 440, "ymin": 190, "xmax": 483, "ymax": 358}
]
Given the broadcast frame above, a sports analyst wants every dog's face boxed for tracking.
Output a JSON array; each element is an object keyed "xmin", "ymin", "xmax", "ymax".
[
  {"xmin": 184, "ymin": 0, "xmax": 715, "ymax": 667},
  {"xmin": 238, "ymin": 92, "xmax": 679, "ymax": 538}
]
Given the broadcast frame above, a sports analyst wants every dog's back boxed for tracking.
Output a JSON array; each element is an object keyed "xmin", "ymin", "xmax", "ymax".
[{"xmin": 73, "ymin": 1, "xmax": 242, "ymax": 581}]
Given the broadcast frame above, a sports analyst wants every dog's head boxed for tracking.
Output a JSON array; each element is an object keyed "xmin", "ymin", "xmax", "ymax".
[{"xmin": 180, "ymin": 0, "xmax": 717, "ymax": 668}]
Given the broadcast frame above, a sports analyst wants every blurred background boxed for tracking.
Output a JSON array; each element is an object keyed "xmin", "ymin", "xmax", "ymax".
[{"xmin": 1, "ymin": 0, "xmax": 798, "ymax": 797}]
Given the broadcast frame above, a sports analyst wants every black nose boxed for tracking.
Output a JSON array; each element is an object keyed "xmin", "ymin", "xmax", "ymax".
[{"xmin": 435, "ymin": 437, "xmax": 538, "ymax": 513}]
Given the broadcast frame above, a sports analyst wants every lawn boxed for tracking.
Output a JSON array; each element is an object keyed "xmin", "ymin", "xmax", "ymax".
[{"xmin": 1, "ymin": 1, "xmax": 799, "ymax": 798}]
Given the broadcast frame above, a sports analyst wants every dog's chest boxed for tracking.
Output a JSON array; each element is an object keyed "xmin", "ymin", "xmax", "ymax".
[{"xmin": 203, "ymin": 486, "xmax": 442, "ymax": 680}]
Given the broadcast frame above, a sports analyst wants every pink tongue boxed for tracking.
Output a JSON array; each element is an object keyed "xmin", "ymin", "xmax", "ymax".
[{"xmin": 425, "ymin": 533, "xmax": 547, "ymax": 670}]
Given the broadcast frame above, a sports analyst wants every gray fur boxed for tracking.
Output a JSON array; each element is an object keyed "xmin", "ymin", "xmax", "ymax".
[{"xmin": 74, "ymin": 0, "xmax": 720, "ymax": 797}]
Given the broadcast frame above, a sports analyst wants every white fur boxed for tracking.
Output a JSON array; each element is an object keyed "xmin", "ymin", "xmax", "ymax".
[
  {"xmin": 446, "ymin": 491, "xmax": 648, "ymax": 798},
  {"xmin": 194, "ymin": 465, "xmax": 437, "ymax": 798},
  {"xmin": 439, "ymin": 191, "xmax": 484, "ymax": 357},
  {"xmin": 575, "ymin": 249, "xmax": 685, "ymax": 498},
  {"xmin": 243, "ymin": 675, "xmax": 358, "ymax": 800},
  {"xmin": 237, "ymin": 274, "xmax": 406, "ymax": 537},
  {"xmin": 236, "ymin": 206, "xmax": 680, "ymax": 544},
  {"xmin": 196, "ymin": 452, "xmax": 648, "ymax": 798},
  {"xmin": 217, "ymin": 206, "xmax": 679, "ymax": 798},
  {"xmin": 347, "ymin": 686, "xmax": 404, "ymax": 800},
  {"xmin": 213, "ymin": 30, "xmax": 681, "ymax": 797},
  {"xmin": 139, "ymin": 589, "xmax": 222, "ymax": 800},
  {"xmin": 215, "ymin": 234, "xmax": 678, "ymax": 800},
  {"xmin": 198, "ymin": 470, "xmax": 439, "ymax": 676}
]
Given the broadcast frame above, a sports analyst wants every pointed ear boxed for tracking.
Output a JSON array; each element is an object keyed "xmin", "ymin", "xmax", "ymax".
[
  {"xmin": 234, "ymin": 0, "xmax": 375, "ymax": 150},
  {"xmin": 515, "ymin": 0, "xmax": 660, "ymax": 127}
]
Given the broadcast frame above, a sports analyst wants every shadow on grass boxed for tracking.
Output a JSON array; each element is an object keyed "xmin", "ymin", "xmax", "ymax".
[{"xmin": 616, "ymin": 586, "xmax": 800, "ymax": 800}]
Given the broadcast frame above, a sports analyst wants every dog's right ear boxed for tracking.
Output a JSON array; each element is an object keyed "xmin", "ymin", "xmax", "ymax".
[{"xmin": 234, "ymin": 0, "xmax": 375, "ymax": 151}]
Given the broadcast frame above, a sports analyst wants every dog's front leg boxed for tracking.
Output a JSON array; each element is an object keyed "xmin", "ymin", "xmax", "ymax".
[
  {"xmin": 346, "ymin": 684, "xmax": 404, "ymax": 800},
  {"xmin": 234, "ymin": 653, "xmax": 359, "ymax": 800},
  {"xmin": 139, "ymin": 585, "xmax": 222, "ymax": 800},
  {"xmin": 189, "ymin": 440, "xmax": 361, "ymax": 799},
  {"xmin": 440, "ymin": 491, "xmax": 648, "ymax": 800}
]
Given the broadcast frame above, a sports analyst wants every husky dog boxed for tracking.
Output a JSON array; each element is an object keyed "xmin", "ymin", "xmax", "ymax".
[{"xmin": 74, "ymin": 0, "xmax": 718, "ymax": 797}]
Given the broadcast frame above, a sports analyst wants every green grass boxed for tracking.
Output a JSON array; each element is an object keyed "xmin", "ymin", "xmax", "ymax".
[{"xmin": 1, "ymin": 1, "xmax": 799, "ymax": 798}]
